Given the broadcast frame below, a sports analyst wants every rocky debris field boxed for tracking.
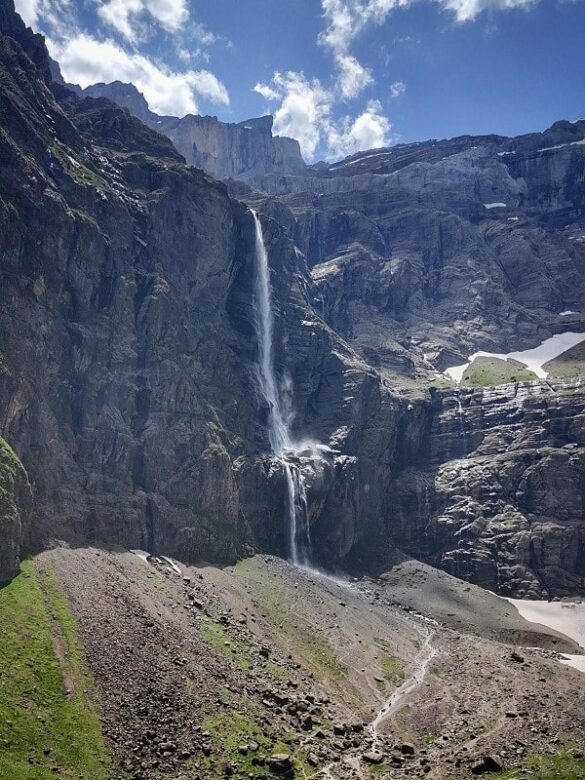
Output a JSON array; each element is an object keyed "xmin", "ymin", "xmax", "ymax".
[{"xmin": 33, "ymin": 547, "xmax": 585, "ymax": 779}]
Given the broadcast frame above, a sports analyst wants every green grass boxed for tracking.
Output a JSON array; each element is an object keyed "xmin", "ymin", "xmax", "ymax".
[
  {"xmin": 381, "ymin": 655, "xmax": 405, "ymax": 684},
  {"xmin": 461, "ymin": 356, "xmax": 537, "ymax": 387},
  {"xmin": 199, "ymin": 619, "xmax": 252, "ymax": 672},
  {"xmin": 234, "ymin": 559, "xmax": 349, "ymax": 691},
  {"xmin": 0, "ymin": 561, "xmax": 109, "ymax": 780},
  {"xmin": 200, "ymin": 711, "xmax": 313, "ymax": 779},
  {"xmin": 544, "ymin": 340, "xmax": 585, "ymax": 379},
  {"xmin": 494, "ymin": 752, "xmax": 585, "ymax": 779},
  {"xmin": 0, "ymin": 436, "xmax": 22, "ymax": 504}
]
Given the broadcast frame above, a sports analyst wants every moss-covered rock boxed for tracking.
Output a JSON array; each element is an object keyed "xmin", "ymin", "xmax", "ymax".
[{"xmin": 0, "ymin": 436, "xmax": 31, "ymax": 583}]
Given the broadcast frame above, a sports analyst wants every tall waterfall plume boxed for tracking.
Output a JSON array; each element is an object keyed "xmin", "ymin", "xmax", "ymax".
[{"xmin": 250, "ymin": 209, "xmax": 314, "ymax": 566}]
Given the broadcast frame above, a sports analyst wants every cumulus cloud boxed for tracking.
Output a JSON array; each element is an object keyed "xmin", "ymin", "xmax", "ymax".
[
  {"xmin": 320, "ymin": 0, "xmax": 405, "ymax": 98},
  {"xmin": 253, "ymin": 82, "xmax": 281, "ymax": 101},
  {"xmin": 335, "ymin": 53, "xmax": 373, "ymax": 99},
  {"xmin": 252, "ymin": 72, "xmax": 390, "ymax": 161},
  {"xmin": 390, "ymin": 80, "xmax": 406, "ymax": 97},
  {"xmin": 319, "ymin": 0, "xmax": 543, "ymax": 100},
  {"xmin": 270, "ymin": 72, "xmax": 332, "ymax": 160},
  {"xmin": 438, "ymin": 0, "xmax": 535, "ymax": 21},
  {"xmin": 97, "ymin": 0, "xmax": 189, "ymax": 42},
  {"xmin": 326, "ymin": 99, "xmax": 391, "ymax": 157},
  {"xmin": 47, "ymin": 34, "xmax": 229, "ymax": 116},
  {"xmin": 14, "ymin": 0, "xmax": 40, "ymax": 26}
]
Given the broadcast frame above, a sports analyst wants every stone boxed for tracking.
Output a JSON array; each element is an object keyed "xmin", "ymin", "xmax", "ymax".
[
  {"xmin": 471, "ymin": 756, "xmax": 503, "ymax": 775},
  {"xmin": 362, "ymin": 751, "xmax": 384, "ymax": 764},
  {"xmin": 267, "ymin": 754, "xmax": 293, "ymax": 774}
]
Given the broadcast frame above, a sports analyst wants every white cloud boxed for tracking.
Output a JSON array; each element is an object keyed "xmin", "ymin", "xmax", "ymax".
[
  {"xmin": 254, "ymin": 71, "xmax": 391, "ymax": 161},
  {"xmin": 326, "ymin": 99, "xmax": 391, "ymax": 157},
  {"xmin": 14, "ymin": 0, "xmax": 40, "ymax": 26},
  {"xmin": 270, "ymin": 72, "xmax": 333, "ymax": 160},
  {"xmin": 390, "ymin": 79, "xmax": 406, "ymax": 97},
  {"xmin": 253, "ymin": 82, "xmax": 281, "ymax": 101},
  {"xmin": 335, "ymin": 53, "xmax": 373, "ymax": 99},
  {"xmin": 96, "ymin": 0, "xmax": 189, "ymax": 41},
  {"xmin": 320, "ymin": 0, "xmax": 405, "ymax": 98},
  {"xmin": 438, "ymin": 0, "xmax": 535, "ymax": 20},
  {"xmin": 47, "ymin": 34, "xmax": 229, "ymax": 116}
]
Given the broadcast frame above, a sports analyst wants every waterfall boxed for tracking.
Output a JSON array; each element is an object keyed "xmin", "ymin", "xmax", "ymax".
[
  {"xmin": 250, "ymin": 209, "xmax": 313, "ymax": 566},
  {"xmin": 456, "ymin": 394, "xmax": 471, "ymax": 512}
]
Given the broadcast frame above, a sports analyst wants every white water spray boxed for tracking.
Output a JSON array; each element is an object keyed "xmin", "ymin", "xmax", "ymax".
[{"xmin": 250, "ymin": 210, "xmax": 316, "ymax": 565}]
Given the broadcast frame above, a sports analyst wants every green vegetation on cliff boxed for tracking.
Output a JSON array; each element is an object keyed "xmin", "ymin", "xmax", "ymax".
[
  {"xmin": 0, "ymin": 561, "xmax": 109, "ymax": 779},
  {"xmin": 461, "ymin": 356, "xmax": 537, "ymax": 387},
  {"xmin": 0, "ymin": 436, "xmax": 20, "ymax": 509}
]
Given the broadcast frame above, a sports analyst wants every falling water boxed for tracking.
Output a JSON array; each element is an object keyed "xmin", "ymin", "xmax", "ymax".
[
  {"xmin": 456, "ymin": 394, "xmax": 471, "ymax": 512},
  {"xmin": 250, "ymin": 209, "xmax": 312, "ymax": 565}
]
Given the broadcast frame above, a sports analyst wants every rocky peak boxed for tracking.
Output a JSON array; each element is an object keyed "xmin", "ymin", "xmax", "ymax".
[
  {"xmin": 74, "ymin": 80, "xmax": 307, "ymax": 183},
  {"xmin": 80, "ymin": 80, "xmax": 155, "ymax": 123}
]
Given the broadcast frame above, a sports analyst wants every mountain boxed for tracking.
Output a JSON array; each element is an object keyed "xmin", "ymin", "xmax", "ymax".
[
  {"xmin": 1, "ymin": 0, "xmax": 585, "ymax": 597},
  {"xmin": 3, "ymin": 3, "xmax": 585, "ymax": 778},
  {"xmin": 75, "ymin": 80, "xmax": 307, "ymax": 183}
]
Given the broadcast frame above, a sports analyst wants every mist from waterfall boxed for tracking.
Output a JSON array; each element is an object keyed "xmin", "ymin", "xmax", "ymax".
[{"xmin": 250, "ymin": 209, "xmax": 312, "ymax": 566}]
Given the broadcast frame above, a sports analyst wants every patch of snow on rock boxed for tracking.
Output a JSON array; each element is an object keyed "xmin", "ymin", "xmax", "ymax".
[
  {"xmin": 483, "ymin": 202, "xmax": 507, "ymax": 209},
  {"xmin": 445, "ymin": 332, "xmax": 585, "ymax": 382},
  {"xmin": 506, "ymin": 598, "xmax": 585, "ymax": 674}
]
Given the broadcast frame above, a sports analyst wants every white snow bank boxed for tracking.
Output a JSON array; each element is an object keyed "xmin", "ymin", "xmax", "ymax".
[
  {"xmin": 537, "ymin": 138, "xmax": 585, "ymax": 153},
  {"xmin": 445, "ymin": 332, "xmax": 585, "ymax": 382},
  {"xmin": 131, "ymin": 549, "xmax": 151, "ymax": 564},
  {"xmin": 506, "ymin": 598, "xmax": 585, "ymax": 673},
  {"xmin": 161, "ymin": 555, "xmax": 182, "ymax": 574},
  {"xmin": 483, "ymin": 202, "xmax": 507, "ymax": 209},
  {"xmin": 559, "ymin": 310, "xmax": 579, "ymax": 317}
]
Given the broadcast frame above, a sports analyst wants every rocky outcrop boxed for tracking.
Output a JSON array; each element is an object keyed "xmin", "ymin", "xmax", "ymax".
[
  {"xmin": 0, "ymin": 436, "xmax": 32, "ymax": 582},
  {"xmin": 391, "ymin": 379, "xmax": 585, "ymax": 596},
  {"xmin": 78, "ymin": 82, "xmax": 307, "ymax": 183}
]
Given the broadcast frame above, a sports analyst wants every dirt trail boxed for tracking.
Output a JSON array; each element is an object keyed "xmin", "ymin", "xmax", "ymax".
[{"xmin": 370, "ymin": 627, "xmax": 437, "ymax": 739}]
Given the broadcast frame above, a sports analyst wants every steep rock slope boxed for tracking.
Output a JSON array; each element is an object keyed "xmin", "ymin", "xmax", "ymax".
[
  {"xmin": 0, "ymin": 436, "xmax": 31, "ymax": 582},
  {"xmin": 76, "ymin": 81, "xmax": 307, "ymax": 183},
  {"xmin": 0, "ymin": 1, "xmax": 410, "ymax": 577}
]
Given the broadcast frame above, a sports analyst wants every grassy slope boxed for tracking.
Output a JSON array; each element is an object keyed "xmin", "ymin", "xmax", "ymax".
[
  {"xmin": 544, "ymin": 340, "xmax": 585, "ymax": 379},
  {"xmin": 0, "ymin": 560, "xmax": 109, "ymax": 780},
  {"xmin": 461, "ymin": 356, "xmax": 537, "ymax": 387}
]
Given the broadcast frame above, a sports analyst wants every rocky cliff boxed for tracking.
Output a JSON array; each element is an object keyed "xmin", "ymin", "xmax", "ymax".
[
  {"xmin": 0, "ymin": 436, "xmax": 31, "ymax": 582},
  {"xmin": 0, "ymin": 1, "xmax": 401, "ymax": 577},
  {"xmin": 78, "ymin": 81, "xmax": 307, "ymax": 183}
]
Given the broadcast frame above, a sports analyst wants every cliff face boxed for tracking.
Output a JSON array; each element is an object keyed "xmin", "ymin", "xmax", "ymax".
[
  {"xmin": 0, "ymin": 436, "xmax": 31, "ymax": 582},
  {"xmin": 391, "ymin": 381, "xmax": 585, "ymax": 597},
  {"xmin": 0, "ymin": 2, "xmax": 403, "ymax": 574},
  {"xmin": 0, "ymin": 5, "xmax": 257, "ymax": 563},
  {"xmin": 79, "ymin": 82, "xmax": 307, "ymax": 183},
  {"xmin": 238, "ymin": 120, "xmax": 585, "ymax": 595}
]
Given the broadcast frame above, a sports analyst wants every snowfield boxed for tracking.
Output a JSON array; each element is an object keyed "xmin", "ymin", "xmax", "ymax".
[
  {"xmin": 445, "ymin": 331, "xmax": 585, "ymax": 382},
  {"xmin": 507, "ymin": 599, "xmax": 585, "ymax": 674}
]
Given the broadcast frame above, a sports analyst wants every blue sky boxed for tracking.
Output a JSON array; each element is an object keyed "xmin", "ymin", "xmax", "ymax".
[{"xmin": 15, "ymin": 0, "xmax": 585, "ymax": 161}]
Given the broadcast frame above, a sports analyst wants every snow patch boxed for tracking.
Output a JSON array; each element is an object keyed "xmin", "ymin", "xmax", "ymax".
[
  {"xmin": 559, "ymin": 310, "xmax": 579, "ymax": 317},
  {"xmin": 506, "ymin": 598, "xmax": 585, "ymax": 674},
  {"xmin": 483, "ymin": 202, "xmax": 507, "ymax": 209},
  {"xmin": 537, "ymin": 138, "xmax": 585, "ymax": 153},
  {"xmin": 445, "ymin": 331, "xmax": 585, "ymax": 383},
  {"xmin": 338, "ymin": 151, "xmax": 390, "ymax": 167},
  {"xmin": 131, "ymin": 549, "xmax": 151, "ymax": 564},
  {"xmin": 161, "ymin": 556, "xmax": 182, "ymax": 574}
]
